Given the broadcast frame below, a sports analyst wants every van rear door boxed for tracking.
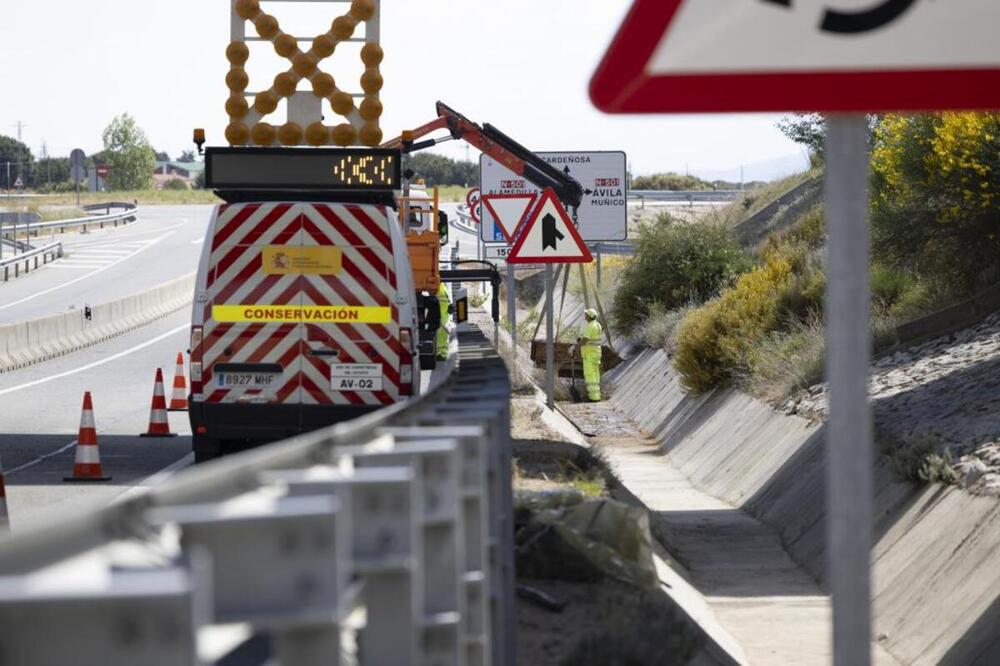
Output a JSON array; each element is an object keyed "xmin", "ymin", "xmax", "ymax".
[
  {"xmin": 203, "ymin": 203, "xmax": 304, "ymax": 407},
  {"xmin": 299, "ymin": 203, "xmax": 403, "ymax": 409}
]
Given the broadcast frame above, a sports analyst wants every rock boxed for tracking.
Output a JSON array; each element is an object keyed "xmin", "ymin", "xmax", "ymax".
[{"xmin": 963, "ymin": 460, "xmax": 988, "ymax": 489}]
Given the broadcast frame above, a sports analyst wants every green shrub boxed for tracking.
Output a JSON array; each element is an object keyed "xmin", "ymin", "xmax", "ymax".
[
  {"xmin": 871, "ymin": 265, "xmax": 915, "ymax": 312},
  {"xmin": 613, "ymin": 215, "xmax": 750, "ymax": 335},
  {"xmin": 881, "ymin": 435, "xmax": 958, "ymax": 485},
  {"xmin": 162, "ymin": 178, "xmax": 189, "ymax": 191}
]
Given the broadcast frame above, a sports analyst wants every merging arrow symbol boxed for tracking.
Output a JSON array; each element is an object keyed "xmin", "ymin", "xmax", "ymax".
[{"xmin": 541, "ymin": 213, "xmax": 564, "ymax": 251}]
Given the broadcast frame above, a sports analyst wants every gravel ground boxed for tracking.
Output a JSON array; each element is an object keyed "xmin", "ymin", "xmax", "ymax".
[{"xmin": 785, "ymin": 313, "xmax": 1000, "ymax": 494}]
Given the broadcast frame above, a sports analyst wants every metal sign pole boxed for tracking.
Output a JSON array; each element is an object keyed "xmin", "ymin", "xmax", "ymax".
[
  {"xmin": 825, "ymin": 113, "xmax": 873, "ymax": 666},
  {"xmin": 545, "ymin": 265, "xmax": 555, "ymax": 409},
  {"xmin": 507, "ymin": 263, "xmax": 517, "ymax": 354}
]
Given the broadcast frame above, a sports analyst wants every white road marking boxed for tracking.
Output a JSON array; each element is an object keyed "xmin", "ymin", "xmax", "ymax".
[
  {"xmin": 0, "ymin": 234, "xmax": 172, "ymax": 312},
  {"xmin": 0, "ymin": 323, "xmax": 189, "ymax": 397},
  {"xmin": 114, "ymin": 453, "xmax": 194, "ymax": 503},
  {"xmin": 6, "ymin": 441, "xmax": 78, "ymax": 476}
]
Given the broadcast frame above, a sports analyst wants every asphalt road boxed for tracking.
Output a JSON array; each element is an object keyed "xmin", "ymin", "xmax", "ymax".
[
  {"xmin": 0, "ymin": 310, "xmax": 193, "ymax": 531},
  {"xmin": 0, "ymin": 205, "xmax": 213, "ymax": 324},
  {"xmin": 0, "ymin": 202, "xmax": 481, "ymax": 534}
]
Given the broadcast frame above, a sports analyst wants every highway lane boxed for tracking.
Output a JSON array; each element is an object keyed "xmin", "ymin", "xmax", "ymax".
[
  {"xmin": 0, "ymin": 309, "xmax": 193, "ymax": 531},
  {"xmin": 0, "ymin": 205, "xmax": 213, "ymax": 323}
]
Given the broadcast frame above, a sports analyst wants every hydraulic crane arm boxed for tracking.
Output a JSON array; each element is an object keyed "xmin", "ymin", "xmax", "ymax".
[{"xmin": 382, "ymin": 101, "xmax": 585, "ymax": 213}]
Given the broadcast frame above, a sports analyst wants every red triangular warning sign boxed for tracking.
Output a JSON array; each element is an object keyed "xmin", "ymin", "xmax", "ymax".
[
  {"xmin": 507, "ymin": 189, "xmax": 593, "ymax": 264},
  {"xmin": 481, "ymin": 193, "xmax": 537, "ymax": 242},
  {"xmin": 590, "ymin": 0, "xmax": 1000, "ymax": 114}
]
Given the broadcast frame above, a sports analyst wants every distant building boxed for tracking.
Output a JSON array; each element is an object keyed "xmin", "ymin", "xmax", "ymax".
[{"xmin": 153, "ymin": 161, "xmax": 205, "ymax": 189}]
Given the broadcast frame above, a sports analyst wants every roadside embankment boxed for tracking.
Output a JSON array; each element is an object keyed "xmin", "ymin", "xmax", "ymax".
[{"xmin": 0, "ymin": 273, "xmax": 194, "ymax": 372}]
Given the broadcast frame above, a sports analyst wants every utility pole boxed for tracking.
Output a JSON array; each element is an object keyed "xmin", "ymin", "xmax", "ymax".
[{"xmin": 10, "ymin": 121, "xmax": 26, "ymax": 143}]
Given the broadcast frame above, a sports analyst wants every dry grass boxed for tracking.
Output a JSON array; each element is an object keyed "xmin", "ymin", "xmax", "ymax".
[
  {"xmin": 704, "ymin": 168, "xmax": 821, "ymax": 229},
  {"xmin": 8, "ymin": 190, "xmax": 220, "ymax": 206}
]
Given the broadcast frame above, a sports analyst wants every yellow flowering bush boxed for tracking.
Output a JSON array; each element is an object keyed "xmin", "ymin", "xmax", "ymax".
[{"xmin": 871, "ymin": 112, "xmax": 1000, "ymax": 292}]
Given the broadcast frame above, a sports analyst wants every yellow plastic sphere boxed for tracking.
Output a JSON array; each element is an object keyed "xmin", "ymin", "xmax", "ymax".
[
  {"xmin": 273, "ymin": 33, "xmax": 298, "ymax": 58},
  {"xmin": 254, "ymin": 90, "xmax": 280, "ymax": 114},
  {"xmin": 361, "ymin": 68, "xmax": 383, "ymax": 94},
  {"xmin": 292, "ymin": 53, "xmax": 318, "ymax": 77},
  {"xmin": 225, "ymin": 95, "xmax": 250, "ymax": 118},
  {"xmin": 311, "ymin": 73, "xmax": 336, "ymax": 98},
  {"xmin": 359, "ymin": 123, "xmax": 382, "ymax": 147},
  {"xmin": 331, "ymin": 15, "xmax": 357, "ymax": 40},
  {"xmin": 235, "ymin": 0, "xmax": 260, "ymax": 20},
  {"xmin": 226, "ymin": 122, "xmax": 250, "ymax": 146},
  {"xmin": 305, "ymin": 123, "xmax": 330, "ymax": 147},
  {"xmin": 350, "ymin": 0, "xmax": 377, "ymax": 21},
  {"xmin": 278, "ymin": 123, "xmax": 304, "ymax": 146},
  {"xmin": 311, "ymin": 34, "xmax": 337, "ymax": 59},
  {"xmin": 251, "ymin": 123, "xmax": 277, "ymax": 146},
  {"xmin": 359, "ymin": 96, "xmax": 382, "ymax": 121},
  {"xmin": 360, "ymin": 43, "xmax": 384, "ymax": 67},
  {"xmin": 273, "ymin": 72, "xmax": 299, "ymax": 97},
  {"xmin": 331, "ymin": 124, "xmax": 357, "ymax": 147},
  {"xmin": 330, "ymin": 92, "xmax": 355, "ymax": 116},
  {"xmin": 226, "ymin": 67, "xmax": 249, "ymax": 92},
  {"xmin": 226, "ymin": 42, "xmax": 250, "ymax": 66},
  {"xmin": 254, "ymin": 13, "xmax": 280, "ymax": 39}
]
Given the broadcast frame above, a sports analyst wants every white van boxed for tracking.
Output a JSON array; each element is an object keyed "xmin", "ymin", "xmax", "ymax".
[{"xmin": 188, "ymin": 199, "xmax": 420, "ymax": 462}]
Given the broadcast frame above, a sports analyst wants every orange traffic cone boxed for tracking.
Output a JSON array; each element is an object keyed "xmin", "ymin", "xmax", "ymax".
[
  {"xmin": 0, "ymin": 455, "xmax": 9, "ymax": 531},
  {"xmin": 64, "ymin": 392, "xmax": 112, "ymax": 482},
  {"xmin": 168, "ymin": 353, "xmax": 189, "ymax": 412},
  {"xmin": 141, "ymin": 368, "xmax": 177, "ymax": 438}
]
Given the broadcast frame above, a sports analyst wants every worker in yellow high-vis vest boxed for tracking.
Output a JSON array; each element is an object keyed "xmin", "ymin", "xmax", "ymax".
[
  {"xmin": 579, "ymin": 308, "xmax": 603, "ymax": 402},
  {"xmin": 437, "ymin": 282, "xmax": 451, "ymax": 361}
]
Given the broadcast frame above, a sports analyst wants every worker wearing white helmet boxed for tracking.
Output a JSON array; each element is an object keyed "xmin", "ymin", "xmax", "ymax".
[{"xmin": 578, "ymin": 308, "xmax": 603, "ymax": 402}]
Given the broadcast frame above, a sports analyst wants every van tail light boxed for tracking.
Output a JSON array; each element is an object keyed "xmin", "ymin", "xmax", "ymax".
[
  {"xmin": 399, "ymin": 327, "xmax": 414, "ymax": 395},
  {"xmin": 190, "ymin": 326, "xmax": 204, "ymax": 396}
]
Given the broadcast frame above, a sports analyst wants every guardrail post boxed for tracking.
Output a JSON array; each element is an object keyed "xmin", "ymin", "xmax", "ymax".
[
  {"xmin": 379, "ymin": 426, "xmax": 492, "ymax": 666},
  {"xmin": 151, "ymin": 492, "xmax": 349, "ymax": 664},
  {"xmin": 0, "ymin": 562, "xmax": 207, "ymax": 665},
  {"xmin": 354, "ymin": 440, "xmax": 464, "ymax": 665}
]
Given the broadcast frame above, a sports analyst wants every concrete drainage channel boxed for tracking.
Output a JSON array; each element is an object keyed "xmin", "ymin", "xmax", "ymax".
[
  {"xmin": 0, "ymin": 273, "xmax": 195, "ymax": 373},
  {"xmin": 0, "ymin": 327, "xmax": 517, "ymax": 665}
]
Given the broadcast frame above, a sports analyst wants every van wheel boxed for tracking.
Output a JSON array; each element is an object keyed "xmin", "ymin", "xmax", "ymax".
[{"xmin": 193, "ymin": 435, "xmax": 222, "ymax": 464}]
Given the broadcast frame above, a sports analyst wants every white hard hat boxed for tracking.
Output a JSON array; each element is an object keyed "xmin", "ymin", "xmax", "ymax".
[{"xmin": 584, "ymin": 308, "xmax": 598, "ymax": 319}]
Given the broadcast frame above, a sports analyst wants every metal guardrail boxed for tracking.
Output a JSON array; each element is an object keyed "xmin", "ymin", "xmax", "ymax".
[
  {"xmin": 0, "ymin": 326, "xmax": 514, "ymax": 666},
  {"xmin": 7, "ymin": 201, "xmax": 140, "ymax": 235},
  {"xmin": 628, "ymin": 189, "xmax": 743, "ymax": 206},
  {"xmin": 0, "ymin": 241, "xmax": 62, "ymax": 281}
]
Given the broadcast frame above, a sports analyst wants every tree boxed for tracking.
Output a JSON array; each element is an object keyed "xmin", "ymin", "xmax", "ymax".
[
  {"xmin": 101, "ymin": 114, "xmax": 155, "ymax": 190},
  {"xmin": 777, "ymin": 114, "xmax": 827, "ymax": 161},
  {"xmin": 155, "ymin": 150, "xmax": 171, "ymax": 162},
  {"xmin": 0, "ymin": 135, "xmax": 34, "ymax": 189},
  {"xmin": 177, "ymin": 150, "xmax": 197, "ymax": 163},
  {"xmin": 401, "ymin": 153, "xmax": 478, "ymax": 187}
]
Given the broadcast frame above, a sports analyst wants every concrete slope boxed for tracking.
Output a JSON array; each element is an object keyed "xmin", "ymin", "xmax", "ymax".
[{"xmin": 602, "ymin": 348, "xmax": 1000, "ymax": 665}]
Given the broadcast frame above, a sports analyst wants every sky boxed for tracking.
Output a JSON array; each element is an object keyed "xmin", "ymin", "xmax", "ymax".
[{"xmin": 0, "ymin": 1, "xmax": 808, "ymax": 181}]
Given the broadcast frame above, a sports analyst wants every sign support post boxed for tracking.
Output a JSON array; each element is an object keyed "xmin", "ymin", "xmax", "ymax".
[
  {"xmin": 507, "ymin": 263, "xmax": 517, "ymax": 354},
  {"xmin": 545, "ymin": 265, "xmax": 555, "ymax": 409},
  {"xmin": 824, "ymin": 114, "xmax": 873, "ymax": 666}
]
